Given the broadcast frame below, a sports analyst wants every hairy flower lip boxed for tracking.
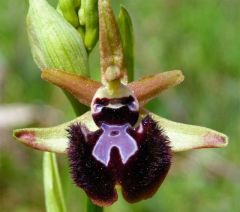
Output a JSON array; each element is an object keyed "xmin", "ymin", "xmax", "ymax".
[
  {"xmin": 41, "ymin": 69, "xmax": 184, "ymax": 107},
  {"xmin": 67, "ymin": 114, "xmax": 171, "ymax": 206}
]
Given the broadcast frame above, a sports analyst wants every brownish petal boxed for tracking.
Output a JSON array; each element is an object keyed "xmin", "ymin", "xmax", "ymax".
[
  {"xmin": 41, "ymin": 69, "xmax": 184, "ymax": 107},
  {"xmin": 41, "ymin": 69, "xmax": 101, "ymax": 106},
  {"xmin": 129, "ymin": 70, "xmax": 184, "ymax": 106}
]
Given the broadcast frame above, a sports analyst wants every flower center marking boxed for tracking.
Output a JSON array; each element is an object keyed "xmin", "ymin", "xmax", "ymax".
[
  {"xmin": 110, "ymin": 130, "xmax": 120, "ymax": 136},
  {"xmin": 92, "ymin": 123, "xmax": 138, "ymax": 166}
]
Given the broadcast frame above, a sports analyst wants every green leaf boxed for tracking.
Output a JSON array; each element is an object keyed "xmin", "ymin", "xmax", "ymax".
[
  {"xmin": 43, "ymin": 152, "xmax": 67, "ymax": 212},
  {"xmin": 118, "ymin": 5, "xmax": 134, "ymax": 82}
]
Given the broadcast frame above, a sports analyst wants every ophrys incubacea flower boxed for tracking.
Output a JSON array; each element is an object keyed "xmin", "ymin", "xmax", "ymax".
[{"xmin": 13, "ymin": 0, "xmax": 228, "ymax": 207}]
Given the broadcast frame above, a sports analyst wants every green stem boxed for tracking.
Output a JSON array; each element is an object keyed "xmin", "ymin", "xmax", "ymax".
[
  {"xmin": 87, "ymin": 198, "xmax": 103, "ymax": 212},
  {"xmin": 64, "ymin": 92, "xmax": 89, "ymax": 115}
]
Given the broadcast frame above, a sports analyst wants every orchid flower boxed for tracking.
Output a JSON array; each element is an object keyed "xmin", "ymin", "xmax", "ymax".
[{"xmin": 13, "ymin": 0, "xmax": 228, "ymax": 208}]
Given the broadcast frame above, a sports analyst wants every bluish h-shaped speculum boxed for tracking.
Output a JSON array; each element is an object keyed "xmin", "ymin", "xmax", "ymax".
[{"xmin": 92, "ymin": 123, "xmax": 138, "ymax": 166}]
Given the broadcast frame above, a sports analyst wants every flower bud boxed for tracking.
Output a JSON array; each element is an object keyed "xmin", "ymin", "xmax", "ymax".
[
  {"xmin": 58, "ymin": 0, "xmax": 80, "ymax": 27},
  {"xmin": 27, "ymin": 0, "xmax": 89, "ymax": 76},
  {"xmin": 79, "ymin": 0, "xmax": 99, "ymax": 51}
]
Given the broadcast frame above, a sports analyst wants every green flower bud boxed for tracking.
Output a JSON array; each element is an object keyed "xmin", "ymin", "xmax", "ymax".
[
  {"xmin": 58, "ymin": 0, "xmax": 80, "ymax": 27},
  {"xmin": 27, "ymin": 0, "xmax": 89, "ymax": 76},
  {"xmin": 79, "ymin": 0, "xmax": 99, "ymax": 51},
  {"xmin": 78, "ymin": 0, "xmax": 86, "ymax": 25}
]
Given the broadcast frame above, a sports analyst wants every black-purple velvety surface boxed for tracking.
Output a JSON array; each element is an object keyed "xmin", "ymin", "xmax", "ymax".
[
  {"xmin": 67, "ymin": 115, "xmax": 172, "ymax": 206},
  {"xmin": 92, "ymin": 96, "xmax": 139, "ymax": 127},
  {"xmin": 67, "ymin": 125, "xmax": 117, "ymax": 206},
  {"xmin": 122, "ymin": 116, "xmax": 172, "ymax": 202}
]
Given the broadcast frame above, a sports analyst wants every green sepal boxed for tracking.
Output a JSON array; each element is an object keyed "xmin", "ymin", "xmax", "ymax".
[
  {"xmin": 13, "ymin": 111, "xmax": 97, "ymax": 154},
  {"xmin": 149, "ymin": 112, "xmax": 229, "ymax": 152}
]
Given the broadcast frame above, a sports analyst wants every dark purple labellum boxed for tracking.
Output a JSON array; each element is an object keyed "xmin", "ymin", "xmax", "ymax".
[
  {"xmin": 67, "ymin": 85, "xmax": 171, "ymax": 206},
  {"xmin": 67, "ymin": 115, "xmax": 172, "ymax": 206},
  {"xmin": 91, "ymin": 95, "xmax": 139, "ymax": 166}
]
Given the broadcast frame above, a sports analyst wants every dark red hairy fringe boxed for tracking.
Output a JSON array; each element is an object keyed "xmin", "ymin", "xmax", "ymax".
[{"xmin": 67, "ymin": 115, "xmax": 172, "ymax": 207}]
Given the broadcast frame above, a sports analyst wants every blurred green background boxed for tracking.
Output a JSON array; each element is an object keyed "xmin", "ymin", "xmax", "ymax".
[{"xmin": 0, "ymin": 0, "xmax": 239, "ymax": 211}]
